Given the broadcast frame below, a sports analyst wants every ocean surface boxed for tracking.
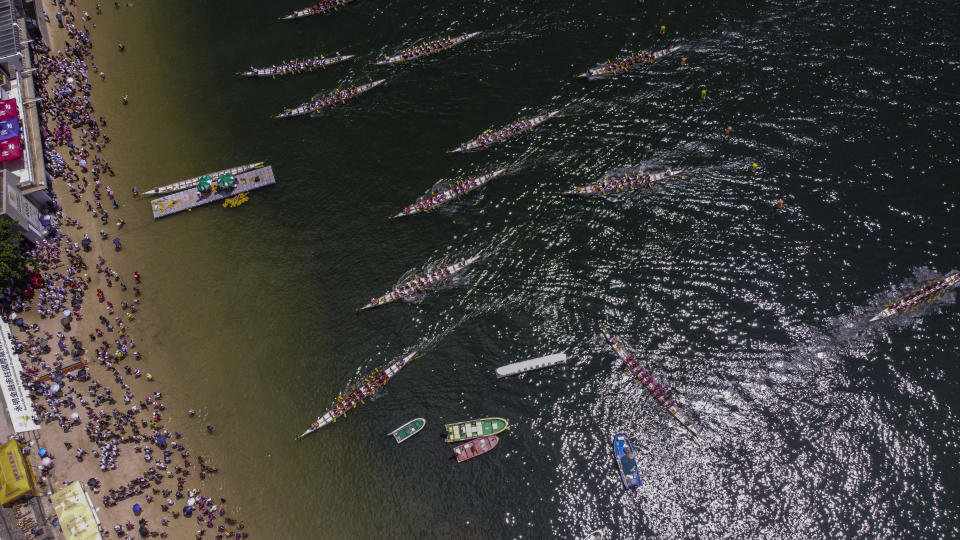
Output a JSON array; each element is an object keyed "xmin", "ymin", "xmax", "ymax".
[{"xmin": 84, "ymin": 0, "xmax": 960, "ymax": 537}]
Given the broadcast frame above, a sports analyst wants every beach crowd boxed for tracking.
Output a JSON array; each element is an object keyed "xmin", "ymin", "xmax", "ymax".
[{"xmin": 0, "ymin": 1, "xmax": 250, "ymax": 538}]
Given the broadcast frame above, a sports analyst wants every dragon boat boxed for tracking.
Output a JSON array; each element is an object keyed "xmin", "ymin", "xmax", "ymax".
[
  {"xmin": 390, "ymin": 168, "xmax": 507, "ymax": 218},
  {"xmin": 449, "ymin": 110, "xmax": 560, "ymax": 153},
  {"xmin": 238, "ymin": 54, "xmax": 353, "ymax": 78},
  {"xmin": 296, "ymin": 351, "xmax": 417, "ymax": 440},
  {"xmin": 357, "ymin": 254, "xmax": 482, "ymax": 311},
  {"xmin": 577, "ymin": 45, "xmax": 678, "ymax": 79},
  {"xmin": 375, "ymin": 32, "xmax": 481, "ymax": 65},
  {"xmin": 600, "ymin": 325, "xmax": 697, "ymax": 436},
  {"xmin": 562, "ymin": 169, "xmax": 680, "ymax": 196},
  {"xmin": 271, "ymin": 79, "xmax": 385, "ymax": 119},
  {"xmin": 870, "ymin": 270, "xmax": 960, "ymax": 321},
  {"xmin": 280, "ymin": 0, "xmax": 356, "ymax": 20},
  {"xmin": 141, "ymin": 162, "xmax": 265, "ymax": 197}
]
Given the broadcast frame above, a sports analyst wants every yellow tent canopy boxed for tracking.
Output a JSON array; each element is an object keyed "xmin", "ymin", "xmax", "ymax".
[
  {"xmin": 0, "ymin": 439, "xmax": 38, "ymax": 505},
  {"xmin": 51, "ymin": 481, "xmax": 101, "ymax": 540}
]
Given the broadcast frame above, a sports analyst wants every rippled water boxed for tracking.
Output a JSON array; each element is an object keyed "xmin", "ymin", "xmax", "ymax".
[{"xmin": 89, "ymin": 0, "xmax": 960, "ymax": 537}]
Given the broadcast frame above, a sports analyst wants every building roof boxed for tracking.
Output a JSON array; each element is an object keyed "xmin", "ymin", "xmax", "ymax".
[{"xmin": 0, "ymin": 0, "xmax": 18, "ymax": 62}]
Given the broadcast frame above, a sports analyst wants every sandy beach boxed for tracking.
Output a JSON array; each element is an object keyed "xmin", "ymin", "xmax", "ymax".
[{"xmin": 5, "ymin": 1, "xmax": 252, "ymax": 538}]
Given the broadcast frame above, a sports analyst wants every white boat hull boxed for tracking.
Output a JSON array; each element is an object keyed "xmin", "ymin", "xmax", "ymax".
[
  {"xmin": 449, "ymin": 111, "xmax": 560, "ymax": 153},
  {"xmin": 358, "ymin": 254, "xmax": 483, "ymax": 311},
  {"xmin": 375, "ymin": 32, "xmax": 481, "ymax": 65},
  {"xmin": 392, "ymin": 169, "xmax": 506, "ymax": 218}
]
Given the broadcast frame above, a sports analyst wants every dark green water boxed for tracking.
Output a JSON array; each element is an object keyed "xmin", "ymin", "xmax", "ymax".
[{"xmin": 87, "ymin": 0, "xmax": 960, "ymax": 537}]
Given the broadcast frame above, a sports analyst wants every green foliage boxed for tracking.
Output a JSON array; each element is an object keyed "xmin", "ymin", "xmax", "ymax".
[{"xmin": 0, "ymin": 218, "xmax": 26, "ymax": 284}]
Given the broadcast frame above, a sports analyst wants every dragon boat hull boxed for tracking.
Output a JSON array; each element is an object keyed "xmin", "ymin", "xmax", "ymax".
[
  {"xmin": 238, "ymin": 55, "xmax": 354, "ymax": 77},
  {"xmin": 297, "ymin": 352, "xmax": 417, "ymax": 440},
  {"xmin": 577, "ymin": 45, "xmax": 678, "ymax": 79},
  {"xmin": 391, "ymin": 169, "xmax": 507, "ymax": 218},
  {"xmin": 600, "ymin": 325, "xmax": 697, "ymax": 436},
  {"xmin": 358, "ymin": 254, "xmax": 483, "ymax": 311},
  {"xmin": 375, "ymin": 32, "xmax": 481, "ymax": 65},
  {"xmin": 449, "ymin": 110, "xmax": 560, "ymax": 153},
  {"xmin": 563, "ymin": 169, "xmax": 680, "ymax": 196},
  {"xmin": 280, "ymin": 0, "xmax": 356, "ymax": 20},
  {"xmin": 869, "ymin": 271, "xmax": 960, "ymax": 321},
  {"xmin": 272, "ymin": 79, "xmax": 385, "ymax": 119}
]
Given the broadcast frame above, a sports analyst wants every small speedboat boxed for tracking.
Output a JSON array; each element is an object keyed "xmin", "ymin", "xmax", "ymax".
[
  {"xmin": 613, "ymin": 433, "xmax": 641, "ymax": 488},
  {"xmin": 453, "ymin": 435, "xmax": 499, "ymax": 462},
  {"xmin": 388, "ymin": 418, "xmax": 426, "ymax": 444}
]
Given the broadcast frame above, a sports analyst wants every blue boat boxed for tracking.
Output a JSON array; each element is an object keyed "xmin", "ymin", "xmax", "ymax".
[{"xmin": 613, "ymin": 434, "xmax": 641, "ymax": 488}]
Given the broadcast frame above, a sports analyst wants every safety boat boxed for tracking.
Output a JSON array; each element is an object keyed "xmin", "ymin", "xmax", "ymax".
[
  {"xmin": 613, "ymin": 434, "xmax": 642, "ymax": 488},
  {"xmin": 388, "ymin": 418, "xmax": 426, "ymax": 444},
  {"xmin": 444, "ymin": 417, "xmax": 509, "ymax": 443},
  {"xmin": 453, "ymin": 435, "xmax": 499, "ymax": 462}
]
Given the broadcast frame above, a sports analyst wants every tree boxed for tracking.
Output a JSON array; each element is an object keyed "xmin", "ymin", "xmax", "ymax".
[{"xmin": 0, "ymin": 218, "xmax": 26, "ymax": 284}]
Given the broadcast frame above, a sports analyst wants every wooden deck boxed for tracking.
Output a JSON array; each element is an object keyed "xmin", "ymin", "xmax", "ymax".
[{"xmin": 150, "ymin": 166, "xmax": 276, "ymax": 219}]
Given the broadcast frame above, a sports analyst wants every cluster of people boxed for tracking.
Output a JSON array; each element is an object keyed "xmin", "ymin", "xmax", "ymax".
[
  {"xmin": 246, "ymin": 53, "xmax": 345, "ymax": 77},
  {"xmin": 590, "ymin": 46, "xmax": 672, "ymax": 76},
  {"xmin": 460, "ymin": 118, "xmax": 535, "ymax": 151},
  {"xmin": 385, "ymin": 35, "xmax": 458, "ymax": 62},
  {"xmin": 624, "ymin": 355, "xmax": 675, "ymax": 409}
]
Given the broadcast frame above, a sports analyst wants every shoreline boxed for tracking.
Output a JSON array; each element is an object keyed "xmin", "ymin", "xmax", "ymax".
[{"xmin": 5, "ymin": 1, "xmax": 252, "ymax": 538}]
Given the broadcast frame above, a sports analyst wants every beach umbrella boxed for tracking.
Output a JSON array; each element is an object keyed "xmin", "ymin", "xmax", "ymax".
[
  {"xmin": 139, "ymin": 525, "xmax": 149, "ymax": 537},
  {"xmin": 70, "ymin": 412, "xmax": 80, "ymax": 421},
  {"xmin": 187, "ymin": 497, "xmax": 196, "ymax": 506},
  {"xmin": 132, "ymin": 503, "xmax": 141, "ymax": 515},
  {"xmin": 41, "ymin": 457, "xmax": 52, "ymax": 467},
  {"xmin": 87, "ymin": 478, "xmax": 97, "ymax": 488},
  {"xmin": 38, "ymin": 448, "xmax": 47, "ymax": 457},
  {"xmin": 62, "ymin": 309, "xmax": 71, "ymax": 317},
  {"xmin": 217, "ymin": 173, "xmax": 237, "ymax": 189},
  {"xmin": 197, "ymin": 176, "xmax": 213, "ymax": 192}
]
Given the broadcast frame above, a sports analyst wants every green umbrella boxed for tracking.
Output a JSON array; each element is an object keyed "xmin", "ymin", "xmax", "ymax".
[
  {"xmin": 217, "ymin": 173, "xmax": 238, "ymax": 189},
  {"xmin": 196, "ymin": 175, "xmax": 213, "ymax": 192}
]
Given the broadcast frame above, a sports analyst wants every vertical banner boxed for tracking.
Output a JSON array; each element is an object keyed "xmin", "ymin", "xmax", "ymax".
[
  {"xmin": 0, "ymin": 321, "xmax": 40, "ymax": 432},
  {"xmin": 0, "ymin": 138, "xmax": 21, "ymax": 162},
  {"xmin": 0, "ymin": 99, "xmax": 16, "ymax": 121},
  {"xmin": 0, "ymin": 118, "xmax": 19, "ymax": 141}
]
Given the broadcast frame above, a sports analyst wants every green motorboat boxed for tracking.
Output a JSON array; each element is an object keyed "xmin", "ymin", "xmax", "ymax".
[
  {"xmin": 444, "ymin": 417, "xmax": 509, "ymax": 443},
  {"xmin": 389, "ymin": 418, "xmax": 426, "ymax": 444}
]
